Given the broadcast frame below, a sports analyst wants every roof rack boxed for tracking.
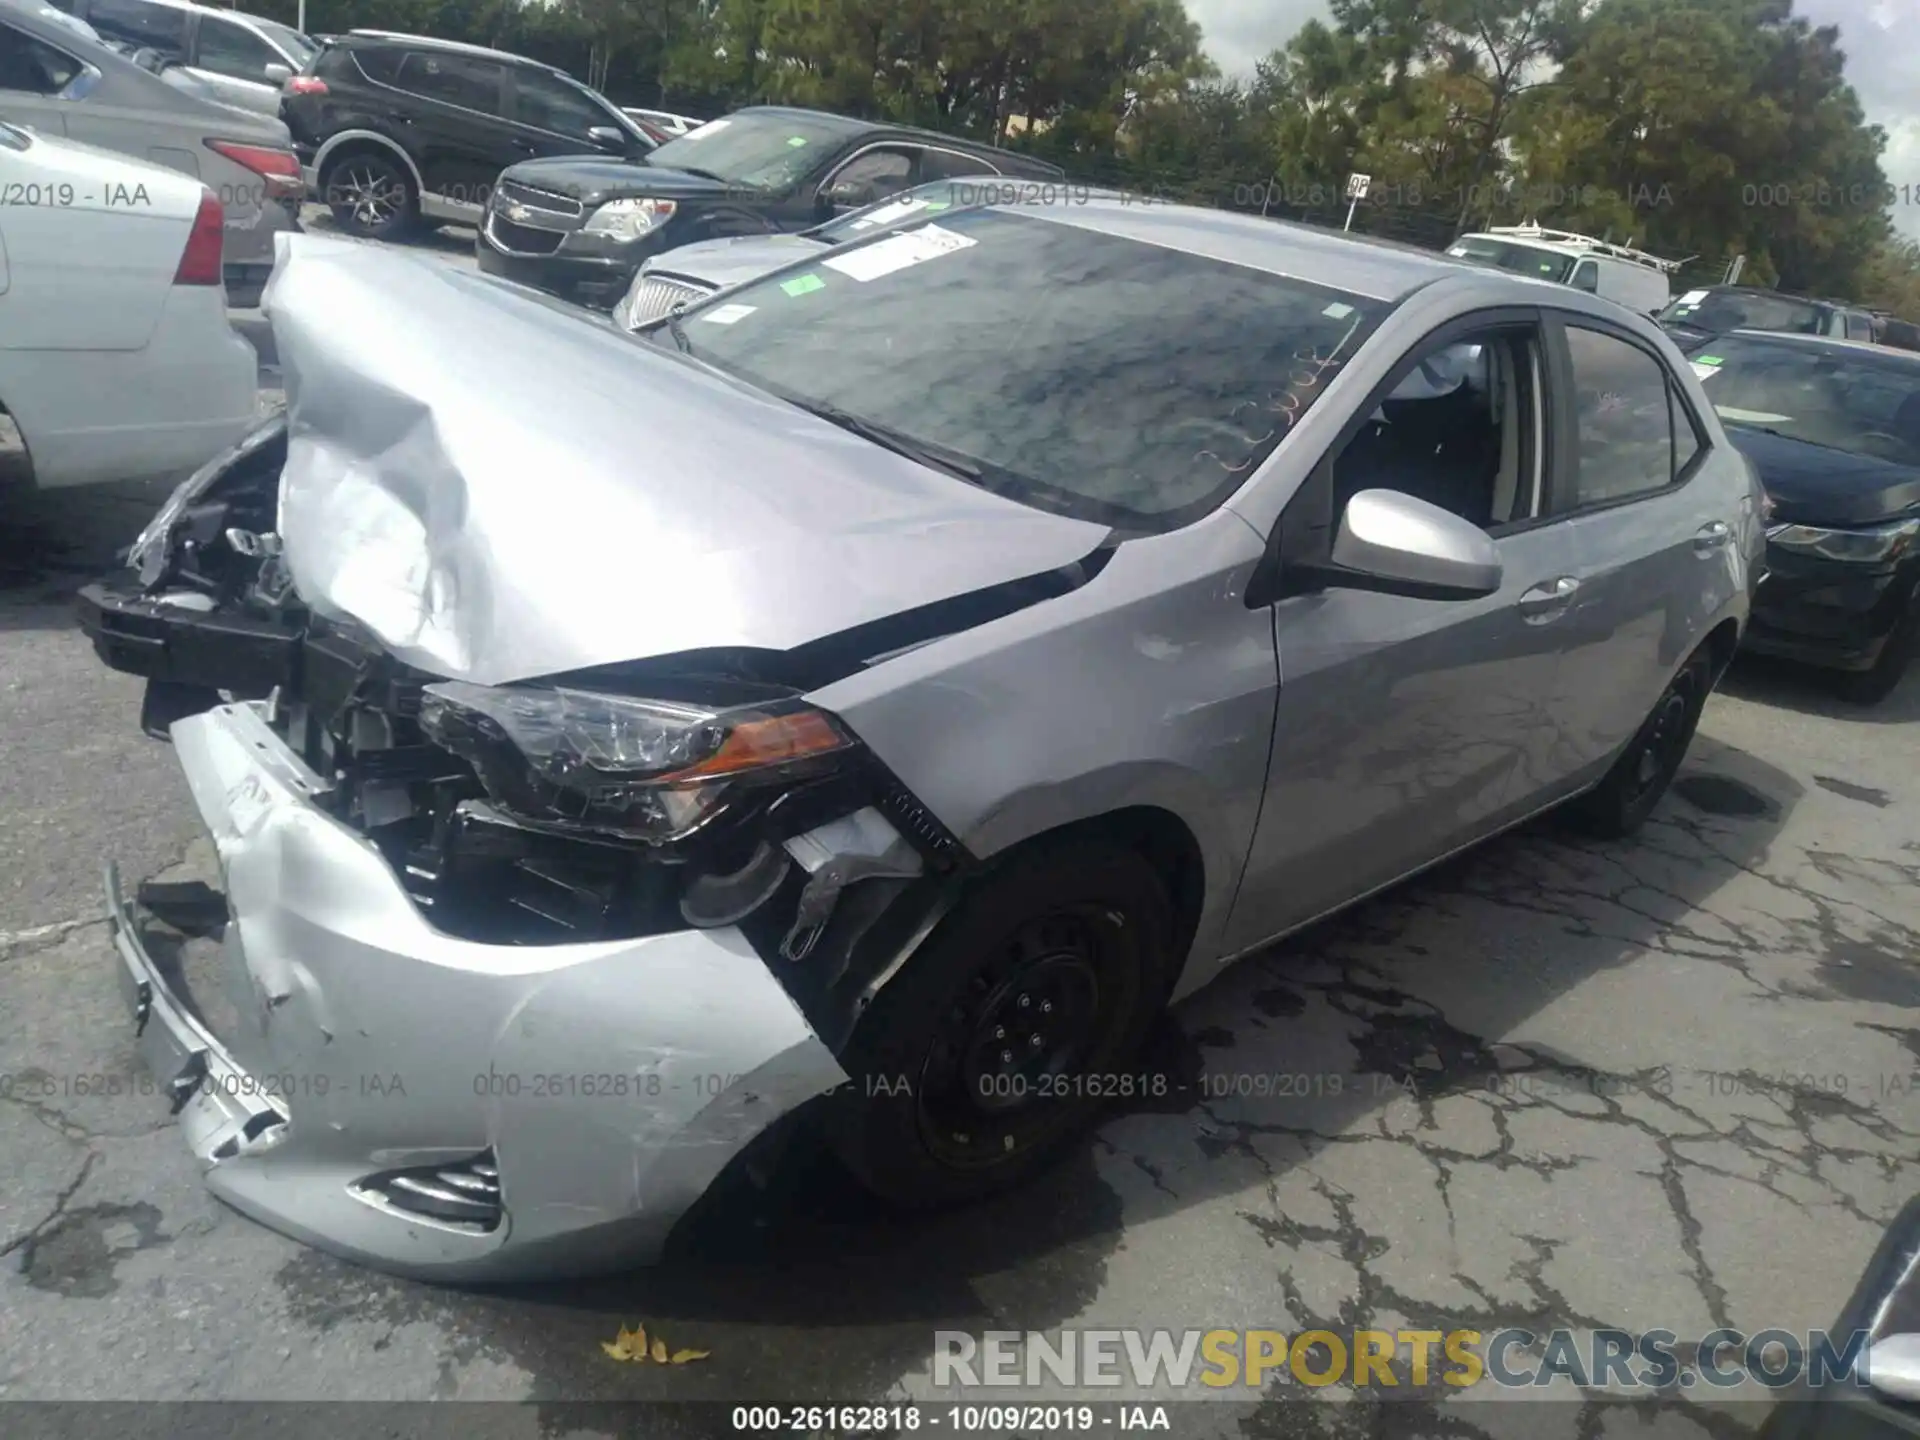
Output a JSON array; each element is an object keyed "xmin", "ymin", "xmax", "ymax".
[
  {"xmin": 1480, "ymin": 222, "xmax": 1687, "ymax": 275},
  {"xmin": 344, "ymin": 30, "xmax": 553, "ymax": 68}
]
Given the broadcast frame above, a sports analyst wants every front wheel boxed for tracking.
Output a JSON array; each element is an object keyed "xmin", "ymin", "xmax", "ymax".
[
  {"xmin": 323, "ymin": 152, "xmax": 418, "ymax": 242},
  {"xmin": 1833, "ymin": 593, "xmax": 1917, "ymax": 705},
  {"xmin": 1564, "ymin": 650, "xmax": 1714, "ymax": 839},
  {"xmin": 822, "ymin": 839, "xmax": 1176, "ymax": 1210}
]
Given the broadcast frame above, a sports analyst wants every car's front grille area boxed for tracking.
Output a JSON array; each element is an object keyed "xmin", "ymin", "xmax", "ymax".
[
  {"xmin": 493, "ymin": 179, "xmax": 584, "ymax": 217},
  {"xmin": 356, "ymin": 1150, "xmax": 502, "ymax": 1232},
  {"xmin": 622, "ymin": 275, "xmax": 715, "ymax": 328},
  {"xmin": 485, "ymin": 214, "xmax": 566, "ymax": 255}
]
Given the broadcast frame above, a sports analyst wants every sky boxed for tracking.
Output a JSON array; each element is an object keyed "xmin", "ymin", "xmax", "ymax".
[{"xmin": 1185, "ymin": 0, "xmax": 1920, "ymax": 240}]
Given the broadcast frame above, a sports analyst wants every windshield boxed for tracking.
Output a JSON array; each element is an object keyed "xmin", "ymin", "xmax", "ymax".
[
  {"xmin": 246, "ymin": 17, "xmax": 316, "ymax": 63},
  {"xmin": 651, "ymin": 206, "xmax": 1385, "ymax": 528},
  {"xmin": 1692, "ymin": 335, "xmax": 1920, "ymax": 466},
  {"xmin": 645, "ymin": 110, "xmax": 866, "ymax": 189},
  {"xmin": 1446, "ymin": 237, "xmax": 1576, "ymax": 283},
  {"xmin": 1660, "ymin": 289, "xmax": 1824, "ymax": 335}
]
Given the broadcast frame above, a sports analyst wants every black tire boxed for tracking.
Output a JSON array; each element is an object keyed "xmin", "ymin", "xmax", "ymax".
[
  {"xmin": 322, "ymin": 150, "xmax": 419, "ymax": 242},
  {"xmin": 1564, "ymin": 650, "xmax": 1714, "ymax": 839},
  {"xmin": 1833, "ymin": 596, "xmax": 1917, "ymax": 706},
  {"xmin": 822, "ymin": 839, "xmax": 1176, "ymax": 1210}
]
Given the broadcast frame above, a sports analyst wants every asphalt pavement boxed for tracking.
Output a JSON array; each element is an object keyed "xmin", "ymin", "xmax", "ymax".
[{"xmin": 0, "ymin": 223, "xmax": 1916, "ymax": 1435}]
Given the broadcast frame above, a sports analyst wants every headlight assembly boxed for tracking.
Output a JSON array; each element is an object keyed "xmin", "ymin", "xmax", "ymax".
[
  {"xmin": 581, "ymin": 196, "xmax": 677, "ymax": 243},
  {"xmin": 1766, "ymin": 517, "xmax": 1920, "ymax": 564},
  {"xmin": 417, "ymin": 681, "xmax": 857, "ymax": 842}
]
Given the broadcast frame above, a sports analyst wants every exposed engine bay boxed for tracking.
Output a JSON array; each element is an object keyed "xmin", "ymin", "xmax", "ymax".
[{"xmin": 78, "ymin": 418, "xmax": 986, "ymax": 1055}]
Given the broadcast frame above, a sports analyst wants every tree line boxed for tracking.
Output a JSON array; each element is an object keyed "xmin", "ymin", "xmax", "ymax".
[{"xmin": 254, "ymin": 0, "xmax": 1920, "ymax": 315}]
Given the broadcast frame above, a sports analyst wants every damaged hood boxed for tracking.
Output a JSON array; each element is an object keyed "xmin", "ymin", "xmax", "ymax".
[{"xmin": 263, "ymin": 235, "xmax": 1109, "ymax": 687}]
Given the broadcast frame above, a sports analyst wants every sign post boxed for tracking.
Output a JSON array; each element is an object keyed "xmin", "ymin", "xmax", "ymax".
[{"xmin": 1343, "ymin": 173, "xmax": 1371, "ymax": 232}]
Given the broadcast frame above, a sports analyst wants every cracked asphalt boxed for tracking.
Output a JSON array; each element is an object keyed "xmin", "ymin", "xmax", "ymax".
[{"xmin": 1, "ymin": 245, "xmax": 1917, "ymax": 1437}]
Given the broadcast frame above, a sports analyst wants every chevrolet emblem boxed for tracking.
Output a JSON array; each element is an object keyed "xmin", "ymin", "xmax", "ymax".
[{"xmin": 506, "ymin": 202, "xmax": 533, "ymax": 223}]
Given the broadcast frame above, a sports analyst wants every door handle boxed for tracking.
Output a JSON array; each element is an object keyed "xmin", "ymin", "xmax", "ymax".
[
  {"xmin": 1517, "ymin": 576, "xmax": 1579, "ymax": 622},
  {"xmin": 1694, "ymin": 521, "xmax": 1732, "ymax": 554}
]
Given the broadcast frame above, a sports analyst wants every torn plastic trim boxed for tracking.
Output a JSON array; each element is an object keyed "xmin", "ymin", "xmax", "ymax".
[{"xmin": 779, "ymin": 806, "xmax": 926, "ymax": 963}]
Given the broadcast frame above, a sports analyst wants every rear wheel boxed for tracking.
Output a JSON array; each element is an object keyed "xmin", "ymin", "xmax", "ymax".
[
  {"xmin": 822, "ymin": 839, "xmax": 1175, "ymax": 1209},
  {"xmin": 323, "ymin": 151, "xmax": 418, "ymax": 242},
  {"xmin": 1565, "ymin": 650, "xmax": 1713, "ymax": 839},
  {"xmin": 1834, "ymin": 593, "xmax": 1917, "ymax": 706}
]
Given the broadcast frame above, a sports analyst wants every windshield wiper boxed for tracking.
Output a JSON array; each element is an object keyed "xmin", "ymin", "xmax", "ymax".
[{"xmin": 787, "ymin": 399, "xmax": 989, "ymax": 486}]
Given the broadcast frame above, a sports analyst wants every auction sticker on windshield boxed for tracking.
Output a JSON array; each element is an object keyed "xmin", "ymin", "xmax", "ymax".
[
  {"xmin": 781, "ymin": 273, "xmax": 824, "ymax": 297},
  {"xmin": 823, "ymin": 223, "xmax": 976, "ymax": 282},
  {"xmin": 700, "ymin": 303, "xmax": 756, "ymax": 325},
  {"xmin": 849, "ymin": 197, "xmax": 933, "ymax": 230},
  {"xmin": 1691, "ymin": 356, "xmax": 1723, "ymax": 379}
]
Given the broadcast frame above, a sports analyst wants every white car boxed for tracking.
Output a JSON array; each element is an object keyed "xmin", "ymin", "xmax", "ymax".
[{"xmin": 0, "ymin": 121, "xmax": 256, "ymax": 488}]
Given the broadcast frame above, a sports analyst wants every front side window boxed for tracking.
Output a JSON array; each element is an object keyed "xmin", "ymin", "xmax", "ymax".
[
  {"xmin": 0, "ymin": 23, "xmax": 82, "ymax": 92},
  {"xmin": 395, "ymin": 51, "xmax": 503, "ymax": 113},
  {"xmin": 508, "ymin": 69, "xmax": 616, "ymax": 141},
  {"xmin": 650, "ymin": 207, "xmax": 1386, "ymax": 529},
  {"xmin": 824, "ymin": 149, "xmax": 915, "ymax": 208},
  {"xmin": 1565, "ymin": 326, "xmax": 1680, "ymax": 505},
  {"xmin": 645, "ymin": 110, "xmax": 868, "ymax": 190},
  {"xmin": 1692, "ymin": 335, "xmax": 1920, "ymax": 466},
  {"xmin": 919, "ymin": 149, "xmax": 999, "ymax": 181},
  {"xmin": 196, "ymin": 18, "xmax": 285, "ymax": 83},
  {"xmin": 247, "ymin": 17, "xmax": 315, "ymax": 65},
  {"xmin": 1334, "ymin": 331, "xmax": 1543, "ymax": 531}
]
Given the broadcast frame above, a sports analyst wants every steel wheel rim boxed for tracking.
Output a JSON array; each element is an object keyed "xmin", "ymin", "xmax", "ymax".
[{"xmin": 1631, "ymin": 682, "xmax": 1692, "ymax": 798}]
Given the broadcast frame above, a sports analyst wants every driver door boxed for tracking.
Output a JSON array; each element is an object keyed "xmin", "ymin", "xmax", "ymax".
[{"xmin": 1222, "ymin": 311, "xmax": 1587, "ymax": 952}]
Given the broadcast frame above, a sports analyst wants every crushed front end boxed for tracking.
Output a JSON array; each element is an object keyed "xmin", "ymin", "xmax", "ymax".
[{"xmin": 79, "ymin": 417, "xmax": 971, "ymax": 1282}]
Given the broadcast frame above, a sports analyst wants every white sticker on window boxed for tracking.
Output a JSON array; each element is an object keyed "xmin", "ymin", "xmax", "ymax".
[
  {"xmin": 1323, "ymin": 302, "xmax": 1355, "ymax": 319},
  {"xmin": 699, "ymin": 303, "xmax": 756, "ymax": 325},
  {"xmin": 848, "ymin": 197, "xmax": 931, "ymax": 231},
  {"xmin": 685, "ymin": 118, "xmax": 729, "ymax": 136},
  {"xmin": 1715, "ymin": 405, "xmax": 1794, "ymax": 424},
  {"xmin": 1690, "ymin": 360, "xmax": 1720, "ymax": 379},
  {"xmin": 822, "ymin": 222, "xmax": 977, "ymax": 282},
  {"xmin": 1676, "ymin": 289, "xmax": 1709, "ymax": 305}
]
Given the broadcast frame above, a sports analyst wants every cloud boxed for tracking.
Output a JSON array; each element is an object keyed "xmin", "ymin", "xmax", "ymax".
[{"xmin": 1185, "ymin": 0, "xmax": 1920, "ymax": 237}]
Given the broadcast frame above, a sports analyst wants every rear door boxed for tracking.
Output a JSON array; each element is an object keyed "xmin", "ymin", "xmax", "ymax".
[
  {"xmin": 1540, "ymin": 313, "xmax": 1727, "ymax": 778},
  {"xmin": 389, "ymin": 49, "xmax": 514, "ymax": 216}
]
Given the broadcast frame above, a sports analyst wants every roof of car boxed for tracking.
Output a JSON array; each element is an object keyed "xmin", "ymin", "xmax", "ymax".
[
  {"xmin": 1721, "ymin": 328, "xmax": 1920, "ymax": 363},
  {"xmin": 994, "ymin": 197, "xmax": 1494, "ymax": 301},
  {"xmin": 338, "ymin": 29, "xmax": 563, "ymax": 71}
]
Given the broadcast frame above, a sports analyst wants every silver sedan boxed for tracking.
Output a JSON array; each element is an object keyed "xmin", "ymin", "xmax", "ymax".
[{"xmin": 82, "ymin": 199, "xmax": 1764, "ymax": 1281}]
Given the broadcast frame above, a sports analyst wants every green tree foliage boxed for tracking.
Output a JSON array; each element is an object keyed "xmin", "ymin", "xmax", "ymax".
[{"xmin": 257, "ymin": 0, "xmax": 1908, "ymax": 310}]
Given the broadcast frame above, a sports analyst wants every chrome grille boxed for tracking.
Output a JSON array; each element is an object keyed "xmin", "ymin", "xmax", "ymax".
[
  {"xmin": 622, "ymin": 275, "xmax": 715, "ymax": 329},
  {"xmin": 357, "ymin": 1150, "xmax": 502, "ymax": 1232},
  {"xmin": 485, "ymin": 213, "xmax": 565, "ymax": 256},
  {"xmin": 494, "ymin": 179, "xmax": 583, "ymax": 218}
]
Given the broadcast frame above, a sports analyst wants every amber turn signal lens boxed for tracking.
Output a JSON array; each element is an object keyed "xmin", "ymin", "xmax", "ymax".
[{"xmin": 667, "ymin": 711, "xmax": 851, "ymax": 782}]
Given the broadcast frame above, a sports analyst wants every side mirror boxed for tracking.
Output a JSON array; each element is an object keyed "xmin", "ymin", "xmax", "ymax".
[
  {"xmin": 587, "ymin": 125, "xmax": 625, "ymax": 148},
  {"xmin": 263, "ymin": 62, "xmax": 292, "ymax": 83},
  {"xmin": 1755, "ymin": 1194, "xmax": 1920, "ymax": 1439},
  {"xmin": 1323, "ymin": 489, "xmax": 1503, "ymax": 600}
]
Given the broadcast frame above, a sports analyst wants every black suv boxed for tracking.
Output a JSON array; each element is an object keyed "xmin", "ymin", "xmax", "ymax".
[
  {"xmin": 280, "ymin": 29, "xmax": 657, "ymax": 241},
  {"xmin": 476, "ymin": 104, "xmax": 1066, "ymax": 307},
  {"xmin": 1657, "ymin": 285, "xmax": 1879, "ymax": 347}
]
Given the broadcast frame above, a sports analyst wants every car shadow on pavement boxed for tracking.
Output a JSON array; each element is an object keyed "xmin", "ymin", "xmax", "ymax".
[
  {"xmin": 1717, "ymin": 652, "xmax": 1920, "ymax": 724},
  {"xmin": 266, "ymin": 731, "xmax": 1813, "ymax": 1409}
]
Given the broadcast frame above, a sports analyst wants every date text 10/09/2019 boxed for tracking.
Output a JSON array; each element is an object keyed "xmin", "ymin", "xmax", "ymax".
[{"xmin": 731, "ymin": 1406, "xmax": 1170, "ymax": 1432}]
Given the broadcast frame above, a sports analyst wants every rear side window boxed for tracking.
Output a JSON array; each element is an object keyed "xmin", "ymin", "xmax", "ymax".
[
  {"xmin": 336, "ymin": 45, "xmax": 395, "ymax": 83},
  {"xmin": 1846, "ymin": 313, "xmax": 1875, "ymax": 343},
  {"xmin": 195, "ymin": 17, "xmax": 285, "ymax": 83},
  {"xmin": 394, "ymin": 50, "xmax": 503, "ymax": 113},
  {"xmin": 0, "ymin": 23, "xmax": 83, "ymax": 92},
  {"xmin": 1565, "ymin": 326, "xmax": 1684, "ymax": 506},
  {"xmin": 85, "ymin": 0, "xmax": 185, "ymax": 55},
  {"xmin": 1570, "ymin": 259, "xmax": 1600, "ymax": 293}
]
